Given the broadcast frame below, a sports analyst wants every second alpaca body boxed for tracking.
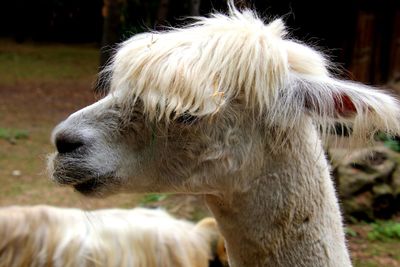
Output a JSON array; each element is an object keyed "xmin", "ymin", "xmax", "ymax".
[{"xmin": 0, "ymin": 205, "xmax": 225, "ymax": 267}]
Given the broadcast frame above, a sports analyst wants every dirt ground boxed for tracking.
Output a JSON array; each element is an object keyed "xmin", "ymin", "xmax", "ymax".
[{"xmin": 0, "ymin": 40, "xmax": 399, "ymax": 266}]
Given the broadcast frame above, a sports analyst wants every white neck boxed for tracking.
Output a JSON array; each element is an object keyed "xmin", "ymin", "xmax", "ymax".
[{"xmin": 205, "ymin": 123, "xmax": 352, "ymax": 267}]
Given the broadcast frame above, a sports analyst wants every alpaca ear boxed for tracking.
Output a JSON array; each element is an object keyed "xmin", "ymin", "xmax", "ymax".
[
  {"xmin": 304, "ymin": 90, "xmax": 357, "ymax": 119},
  {"xmin": 291, "ymin": 74, "xmax": 400, "ymax": 138},
  {"xmin": 331, "ymin": 93, "xmax": 357, "ymax": 118}
]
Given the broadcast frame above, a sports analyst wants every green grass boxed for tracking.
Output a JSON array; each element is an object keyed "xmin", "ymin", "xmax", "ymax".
[
  {"xmin": 354, "ymin": 260, "xmax": 379, "ymax": 267},
  {"xmin": 0, "ymin": 127, "xmax": 29, "ymax": 142},
  {"xmin": 0, "ymin": 40, "xmax": 99, "ymax": 85},
  {"xmin": 350, "ymin": 223, "xmax": 400, "ymax": 267},
  {"xmin": 4, "ymin": 183, "xmax": 28, "ymax": 197},
  {"xmin": 345, "ymin": 227, "xmax": 358, "ymax": 237},
  {"xmin": 367, "ymin": 221, "xmax": 400, "ymax": 241},
  {"xmin": 140, "ymin": 193, "xmax": 169, "ymax": 204},
  {"xmin": 376, "ymin": 132, "xmax": 400, "ymax": 152}
]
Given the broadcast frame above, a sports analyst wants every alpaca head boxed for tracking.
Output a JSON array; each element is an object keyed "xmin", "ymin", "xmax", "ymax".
[{"xmin": 48, "ymin": 6, "xmax": 400, "ymax": 197}]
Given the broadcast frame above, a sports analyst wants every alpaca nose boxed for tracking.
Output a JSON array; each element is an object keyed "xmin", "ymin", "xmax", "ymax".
[{"xmin": 55, "ymin": 133, "xmax": 84, "ymax": 154}]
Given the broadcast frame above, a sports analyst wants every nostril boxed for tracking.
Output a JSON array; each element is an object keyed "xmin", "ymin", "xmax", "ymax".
[{"xmin": 55, "ymin": 134, "xmax": 84, "ymax": 154}]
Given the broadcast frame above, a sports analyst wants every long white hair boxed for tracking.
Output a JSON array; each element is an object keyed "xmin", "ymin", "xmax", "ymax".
[{"xmin": 0, "ymin": 205, "xmax": 224, "ymax": 267}]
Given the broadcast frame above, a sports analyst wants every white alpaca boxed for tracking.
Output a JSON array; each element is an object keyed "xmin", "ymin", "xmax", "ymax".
[
  {"xmin": 0, "ymin": 205, "xmax": 225, "ymax": 267},
  {"xmin": 48, "ymin": 3, "xmax": 400, "ymax": 267}
]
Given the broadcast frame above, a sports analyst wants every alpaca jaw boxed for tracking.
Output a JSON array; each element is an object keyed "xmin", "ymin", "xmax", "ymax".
[{"xmin": 48, "ymin": 148, "xmax": 121, "ymax": 197}]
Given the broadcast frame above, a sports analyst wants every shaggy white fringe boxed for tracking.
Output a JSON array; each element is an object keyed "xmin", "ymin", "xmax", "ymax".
[
  {"xmin": 100, "ymin": 1, "xmax": 400, "ymax": 144},
  {"xmin": 0, "ymin": 205, "xmax": 224, "ymax": 267},
  {"xmin": 104, "ymin": 6, "xmax": 290, "ymax": 119}
]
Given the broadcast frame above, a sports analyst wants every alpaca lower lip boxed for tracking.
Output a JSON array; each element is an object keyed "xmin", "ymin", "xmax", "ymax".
[{"xmin": 73, "ymin": 178, "xmax": 100, "ymax": 194}]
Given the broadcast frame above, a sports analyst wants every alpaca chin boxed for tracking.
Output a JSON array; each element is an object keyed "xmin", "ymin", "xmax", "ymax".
[
  {"xmin": 72, "ymin": 177, "xmax": 112, "ymax": 197},
  {"xmin": 47, "ymin": 152, "xmax": 118, "ymax": 197}
]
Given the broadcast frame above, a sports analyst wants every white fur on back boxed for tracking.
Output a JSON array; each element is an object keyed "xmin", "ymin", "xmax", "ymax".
[{"xmin": 0, "ymin": 206, "xmax": 214, "ymax": 267}]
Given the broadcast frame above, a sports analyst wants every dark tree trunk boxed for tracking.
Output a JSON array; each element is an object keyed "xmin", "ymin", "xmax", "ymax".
[
  {"xmin": 189, "ymin": 0, "xmax": 201, "ymax": 16},
  {"xmin": 156, "ymin": 0, "xmax": 170, "ymax": 27},
  {"xmin": 141, "ymin": 1, "xmax": 152, "ymax": 28},
  {"xmin": 99, "ymin": 0, "xmax": 123, "ymax": 70},
  {"xmin": 96, "ymin": 0, "xmax": 123, "ymax": 94}
]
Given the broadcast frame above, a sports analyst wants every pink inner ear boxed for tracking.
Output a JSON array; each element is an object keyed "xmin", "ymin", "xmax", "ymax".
[{"xmin": 333, "ymin": 93, "xmax": 357, "ymax": 117}]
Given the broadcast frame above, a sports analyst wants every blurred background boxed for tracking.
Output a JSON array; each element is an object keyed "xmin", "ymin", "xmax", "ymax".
[{"xmin": 0, "ymin": 0, "xmax": 399, "ymax": 266}]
